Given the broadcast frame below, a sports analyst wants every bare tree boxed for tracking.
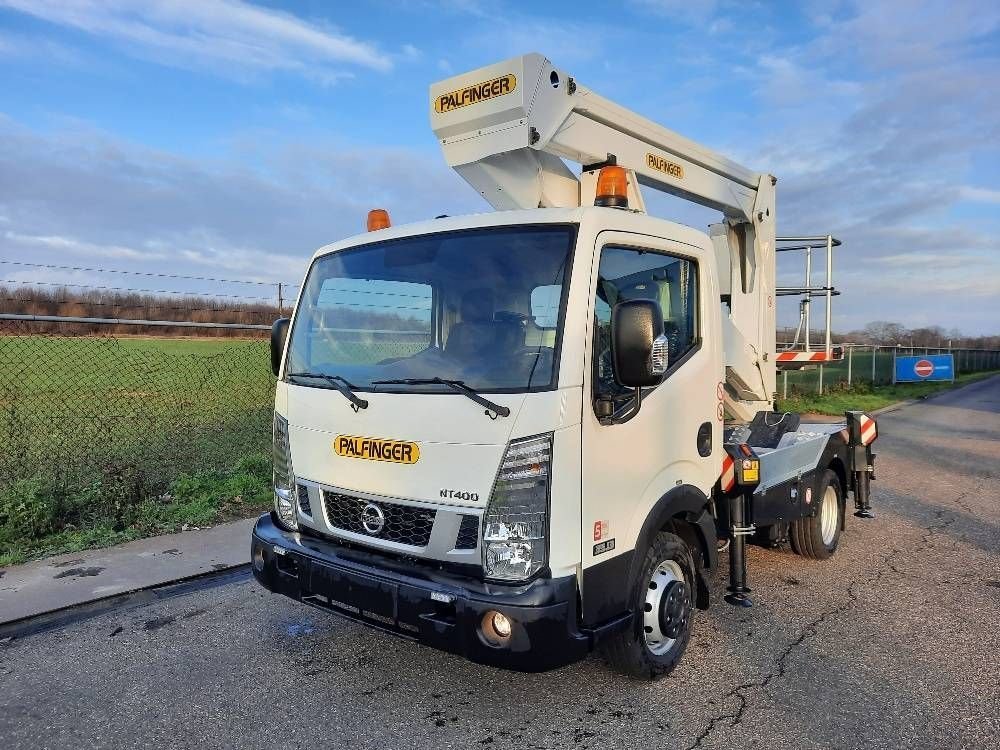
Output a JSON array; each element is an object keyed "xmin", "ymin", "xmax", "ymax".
[{"xmin": 862, "ymin": 321, "xmax": 907, "ymax": 346}]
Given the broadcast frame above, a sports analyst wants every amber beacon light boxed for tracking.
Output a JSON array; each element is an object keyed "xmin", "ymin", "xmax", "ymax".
[
  {"xmin": 366, "ymin": 209, "xmax": 391, "ymax": 231},
  {"xmin": 594, "ymin": 166, "xmax": 629, "ymax": 208}
]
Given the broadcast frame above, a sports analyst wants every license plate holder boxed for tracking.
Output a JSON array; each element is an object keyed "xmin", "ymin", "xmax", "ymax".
[{"xmin": 310, "ymin": 562, "xmax": 398, "ymax": 622}]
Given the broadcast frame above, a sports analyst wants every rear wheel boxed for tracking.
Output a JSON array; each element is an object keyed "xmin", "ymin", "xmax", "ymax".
[
  {"xmin": 600, "ymin": 531, "xmax": 696, "ymax": 679},
  {"xmin": 790, "ymin": 469, "xmax": 843, "ymax": 559}
]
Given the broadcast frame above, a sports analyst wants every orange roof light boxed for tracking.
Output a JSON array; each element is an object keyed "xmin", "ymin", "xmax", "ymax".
[
  {"xmin": 366, "ymin": 208, "xmax": 391, "ymax": 231},
  {"xmin": 594, "ymin": 165, "xmax": 629, "ymax": 208}
]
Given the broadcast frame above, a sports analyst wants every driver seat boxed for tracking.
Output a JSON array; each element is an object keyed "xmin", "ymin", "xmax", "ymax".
[{"xmin": 446, "ymin": 289, "xmax": 521, "ymax": 360}]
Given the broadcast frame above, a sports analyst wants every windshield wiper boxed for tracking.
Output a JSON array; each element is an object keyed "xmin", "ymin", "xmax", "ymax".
[
  {"xmin": 287, "ymin": 371, "xmax": 368, "ymax": 411},
  {"xmin": 371, "ymin": 377, "xmax": 510, "ymax": 418}
]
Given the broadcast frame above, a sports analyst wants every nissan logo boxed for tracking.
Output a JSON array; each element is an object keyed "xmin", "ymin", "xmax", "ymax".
[{"xmin": 360, "ymin": 503, "xmax": 385, "ymax": 535}]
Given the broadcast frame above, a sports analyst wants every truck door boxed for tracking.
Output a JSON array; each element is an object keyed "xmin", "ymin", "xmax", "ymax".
[{"xmin": 580, "ymin": 231, "xmax": 720, "ymax": 623}]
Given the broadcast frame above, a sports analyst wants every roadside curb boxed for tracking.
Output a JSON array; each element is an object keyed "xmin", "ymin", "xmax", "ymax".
[
  {"xmin": 870, "ymin": 401, "xmax": 915, "ymax": 416},
  {"xmin": 0, "ymin": 516, "xmax": 258, "ymax": 633},
  {"xmin": 870, "ymin": 372, "xmax": 1000, "ymax": 417},
  {"xmin": 0, "ymin": 563, "xmax": 250, "ymax": 641}
]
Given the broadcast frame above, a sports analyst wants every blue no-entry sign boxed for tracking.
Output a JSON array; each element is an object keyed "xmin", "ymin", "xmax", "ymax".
[{"xmin": 893, "ymin": 354, "xmax": 954, "ymax": 383}]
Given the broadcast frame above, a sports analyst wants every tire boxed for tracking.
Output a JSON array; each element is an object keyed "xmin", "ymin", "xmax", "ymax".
[
  {"xmin": 790, "ymin": 469, "xmax": 843, "ymax": 560},
  {"xmin": 600, "ymin": 531, "xmax": 696, "ymax": 679}
]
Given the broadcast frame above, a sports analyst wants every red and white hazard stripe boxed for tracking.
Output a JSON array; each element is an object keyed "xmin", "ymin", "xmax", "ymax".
[
  {"xmin": 721, "ymin": 455, "xmax": 736, "ymax": 492},
  {"xmin": 859, "ymin": 414, "xmax": 877, "ymax": 445},
  {"xmin": 776, "ymin": 351, "xmax": 836, "ymax": 363}
]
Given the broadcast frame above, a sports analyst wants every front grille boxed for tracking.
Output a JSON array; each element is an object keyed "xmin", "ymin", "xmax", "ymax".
[
  {"xmin": 322, "ymin": 491, "xmax": 435, "ymax": 547},
  {"xmin": 455, "ymin": 514, "xmax": 479, "ymax": 549},
  {"xmin": 297, "ymin": 484, "xmax": 312, "ymax": 516}
]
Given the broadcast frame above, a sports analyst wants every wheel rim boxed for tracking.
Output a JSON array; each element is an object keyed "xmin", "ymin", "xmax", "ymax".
[
  {"xmin": 820, "ymin": 484, "xmax": 839, "ymax": 546},
  {"xmin": 642, "ymin": 559, "xmax": 689, "ymax": 656}
]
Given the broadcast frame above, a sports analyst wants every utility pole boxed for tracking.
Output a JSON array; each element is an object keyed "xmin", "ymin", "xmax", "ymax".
[{"xmin": 277, "ymin": 283, "xmax": 284, "ymax": 315}]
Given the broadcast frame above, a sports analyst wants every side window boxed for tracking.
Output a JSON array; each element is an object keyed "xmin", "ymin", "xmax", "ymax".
[
  {"xmin": 527, "ymin": 284, "xmax": 561, "ymax": 348},
  {"xmin": 530, "ymin": 284, "xmax": 561, "ymax": 329},
  {"xmin": 593, "ymin": 245, "xmax": 698, "ymax": 406}
]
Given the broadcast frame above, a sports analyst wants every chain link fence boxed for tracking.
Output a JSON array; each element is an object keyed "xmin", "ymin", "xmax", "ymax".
[
  {"xmin": 0, "ymin": 317, "xmax": 275, "ymax": 512},
  {"xmin": 779, "ymin": 344, "xmax": 1000, "ymax": 396},
  {"xmin": 4, "ymin": 316, "xmax": 999, "ymax": 495}
]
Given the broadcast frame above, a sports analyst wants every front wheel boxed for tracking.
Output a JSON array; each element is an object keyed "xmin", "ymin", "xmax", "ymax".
[
  {"xmin": 790, "ymin": 469, "xmax": 843, "ymax": 559},
  {"xmin": 600, "ymin": 531, "xmax": 696, "ymax": 679}
]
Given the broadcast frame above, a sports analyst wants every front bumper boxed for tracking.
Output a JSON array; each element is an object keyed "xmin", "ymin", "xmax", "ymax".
[{"xmin": 251, "ymin": 513, "xmax": 592, "ymax": 672}]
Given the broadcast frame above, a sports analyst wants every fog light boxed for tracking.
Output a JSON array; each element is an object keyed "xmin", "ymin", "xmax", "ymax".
[
  {"xmin": 252, "ymin": 546, "xmax": 265, "ymax": 572},
  {"xmin": 481, "ymin": 609, "xmax": 513, "ymax": 646},
  {"xmin": 492, "ymin": 611, "xmax": 511, "ymax": 638}
]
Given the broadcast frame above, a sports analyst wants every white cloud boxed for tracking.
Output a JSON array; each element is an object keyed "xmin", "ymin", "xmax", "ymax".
[
  {"xmin": 0, "ymin": 0, "xmax": 393, "ymax": 80},
  {"xmin": 957, "ymin": 186, "xmax": 1000, "ymax": 205},
  {"xmin": 0, "ymin": 115, "xmax": 481, "ymax": 286},
  {"xmin": 3, "ymin": 230, "xmax": 161, "ymax": 261}
]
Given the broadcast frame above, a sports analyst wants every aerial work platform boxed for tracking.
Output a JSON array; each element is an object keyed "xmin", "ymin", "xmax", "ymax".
[{"xmin": 775, "ymin": 235, "xmax": 845, "ymax": 370}]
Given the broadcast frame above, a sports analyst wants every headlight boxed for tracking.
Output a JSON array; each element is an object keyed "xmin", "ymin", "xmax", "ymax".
[
  {"xmin": 273, "ymin": 412, "xmax": 298, "ymax": 531},
  {"xmin": 482, "ymin": 433, "xmax": 551, "ymax": 581}
]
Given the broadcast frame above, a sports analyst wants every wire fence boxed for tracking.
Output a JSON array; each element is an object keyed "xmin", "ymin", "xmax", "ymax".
[
  {"xmin": 778, "ymin": 344, "xmax": 1000, "ymax": 396},
  {"xmin": 0, "ymin": 316, "xmax": 275, "ymax": 517},
  {"xmin": 3, "ymin": 313, "xmax": 999, "ymax": 510}
]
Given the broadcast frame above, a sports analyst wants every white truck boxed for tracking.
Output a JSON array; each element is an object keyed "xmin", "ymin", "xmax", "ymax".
[{"xmin": 251, "ymin": 53, "xmax": 878, "ymax": 678}]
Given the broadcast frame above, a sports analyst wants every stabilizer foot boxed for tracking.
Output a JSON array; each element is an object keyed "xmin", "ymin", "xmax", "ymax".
[{"xmin": 724, "ymin": 591, "xmax": 753, "ymax": 607}]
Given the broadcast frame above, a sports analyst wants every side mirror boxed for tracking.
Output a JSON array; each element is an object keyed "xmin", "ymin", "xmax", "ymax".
[
  {"xmin": 270, "ymin": 318, "xmax": 290, "ymax": 376},
  {"xmin": 611, "ymin": 300, "xmax": 669, "ymax": 388}
]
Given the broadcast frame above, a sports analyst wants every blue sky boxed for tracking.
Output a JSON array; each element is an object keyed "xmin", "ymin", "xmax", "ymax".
[{"xmin": 1, "ymin": 0, "xmax": 998, "ymax": 334}]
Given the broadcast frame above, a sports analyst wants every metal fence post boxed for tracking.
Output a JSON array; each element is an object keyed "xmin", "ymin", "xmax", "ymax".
[
  {"xmin": 847, "ymin": 346, "xmax": 853, "ymax": 386},
  {"xmin": 818, "ymin": 364, "xmax": 824, "ymax": 395},
  {"xmin": 872, "ymin": 345, "xmax": 877, "ymax": 384},
  {"xmin": 782, "ymin": 370, "xmax": 788, "ymax": 400}
]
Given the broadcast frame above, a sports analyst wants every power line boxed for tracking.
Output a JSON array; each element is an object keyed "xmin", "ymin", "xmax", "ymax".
[
  {"xmin": 0, "ymin": 259, "xmax": 299, "ymax": 289},
  {"xmin": 2, "ymin": 279, "xmax": 277, "ymax": 301}
]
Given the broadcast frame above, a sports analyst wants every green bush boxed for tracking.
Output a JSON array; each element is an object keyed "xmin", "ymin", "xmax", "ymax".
[
  {"xmin": 0, "ymin": 452, "xmax": 272, "ymax": 565},
  {"xmin": 0, "ymin": 478, "xmax": 59, "ymax": 544}
]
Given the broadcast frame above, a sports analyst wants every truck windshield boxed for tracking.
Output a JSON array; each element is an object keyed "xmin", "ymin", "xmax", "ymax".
[{"xmin": 285, "ymin": 225, "xmax": 574, "ymax": 392}]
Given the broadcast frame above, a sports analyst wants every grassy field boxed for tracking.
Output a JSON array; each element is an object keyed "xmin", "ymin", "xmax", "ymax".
[
  {"xmin": 0, "ymin": 332, "xmax": 275, "ymax": 565},
  {"xmin": 777, "ymin": 370, "xmax": 1000, "ymax": 415}
]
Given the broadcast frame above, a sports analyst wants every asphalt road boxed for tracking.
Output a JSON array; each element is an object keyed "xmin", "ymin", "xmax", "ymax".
[{"xmin": 2, "ymin": 377, "xmax": 999, "ymax": 749}]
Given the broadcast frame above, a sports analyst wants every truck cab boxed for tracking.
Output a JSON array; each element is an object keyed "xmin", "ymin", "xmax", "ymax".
[{"xmin": 251, "ymin": 53, "xmax": 878, "ymax": 677}]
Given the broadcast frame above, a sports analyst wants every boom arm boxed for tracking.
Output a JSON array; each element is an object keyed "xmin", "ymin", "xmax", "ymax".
[{"xmin": 430, "ymin": 53, "xmax": 777, "ymax": 419}]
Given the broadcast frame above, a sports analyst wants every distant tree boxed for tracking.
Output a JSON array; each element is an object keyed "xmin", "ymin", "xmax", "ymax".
[
  {"xmin": 0, "ymin": 286, "xmax": 277, "ymax": 337},
  {"xmin": 862, "ymin": 321, "xmax": 907, "ymax": 345},
  {"xmin": 909, "ymin": 326, "xmax": 947, "ymax": 347}
]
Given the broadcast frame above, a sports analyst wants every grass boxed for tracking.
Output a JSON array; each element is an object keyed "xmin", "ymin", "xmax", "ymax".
[
  {"xmin": 0, "ymin": 452, "xmax": 272, "ymax": 567},
  {"xmin": 777, "ymin": 370, "xmax": 1000, "ymax": 415},
  {"xmin": 0, "ymin": 333, "xmax": 275, "ymax": 566}
]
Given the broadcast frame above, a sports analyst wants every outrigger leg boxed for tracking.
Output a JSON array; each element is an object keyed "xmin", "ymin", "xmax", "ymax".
[
  {"xmin": 845, "ymin": 411, "xmax": 877, "ymax": 519},
  {"xmin": 725, "ymin": 490, "xmax": 754, "ymax": 607}
]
